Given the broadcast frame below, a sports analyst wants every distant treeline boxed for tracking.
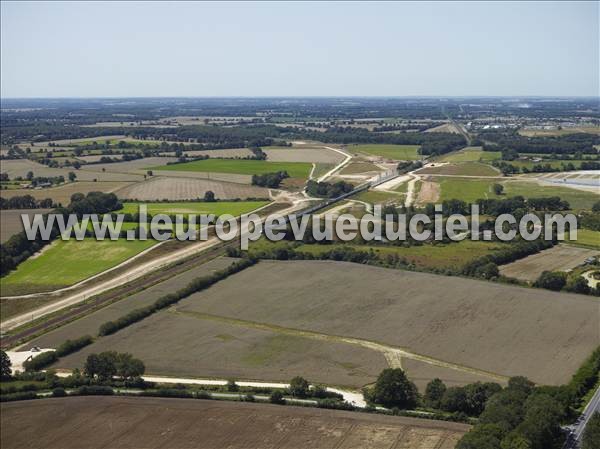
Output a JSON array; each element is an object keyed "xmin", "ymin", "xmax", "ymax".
[{"xmin": 482, "ymin": 131, "xmax": 599, "ymax": 155}]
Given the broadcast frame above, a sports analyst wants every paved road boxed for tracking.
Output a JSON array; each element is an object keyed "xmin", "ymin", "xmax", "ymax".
[{"xmin": 563, "ymin": 385, "xmax": 600, "ymax": 448}]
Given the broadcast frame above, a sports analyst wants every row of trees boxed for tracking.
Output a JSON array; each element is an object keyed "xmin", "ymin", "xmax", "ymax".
[
  {"xmin": 0, "ymin": 195, "xmax": 54, "ymax": 210},
  {"xmin": 305, "ymin": 180, "xmax": 354, "ymax": 198},
  {"xmin": 252, "ymin": 171, "xmax": 289, "ymax": 188}
]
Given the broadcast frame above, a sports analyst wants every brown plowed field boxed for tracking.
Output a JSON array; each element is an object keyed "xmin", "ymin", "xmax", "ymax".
[
  {"xmin": 1, "ymin": 397, "xmax": 470, "ymax": 449},
  {"xmin": 114, "ymin": 176, "xmax": 270, "ymax": 201},
  {"xmin": 0, "ymin": 209, "xmax": 52, "ymax": 242}
]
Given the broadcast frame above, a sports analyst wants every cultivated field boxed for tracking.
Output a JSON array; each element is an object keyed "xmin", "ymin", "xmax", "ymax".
[
  {"xmin": 114, "ymin": 176, "xmax": 270, "ymax": 201},
  {"xmin": 263, "ymin": 147, "xmax": 345, "ymax": 163},
  {"xmin": 1, "ymin": 159, "xmax": 143, "ymax": 182},
  {"xmin": 117, "ymin": 200, "xmax": 269, "ymax": 216},
  {"xmin": 150, "ymin": 159, "xmax": 313, "ymax": 179},
  {"xmin": 0, "ymin": 181, "xmax": 132, "ymax": 206},
  {"xmin": 503, "ymin": 180, "xmax": 600, "ymax": 210},
  {"xmin": 162, "ymin": 148, "xmax": 253, "ymax": 158},
  {"xmin": 439, "ymin": 147, "xmax": 501, "ymax": 163},
  {"xmin": 499, "ymin": 244, "xmax": 599, "ymax": 282},
  {"xmin": 1, "ymin": 397, "xmax": 470, "ymax": 449},
  {"xmin": 1, "ymin": 238, "xmax": 158, "ymax": 296},
  {"xmin": 80, "ymin": 157, "xmax": 177, "ymax": 175},
  {"xmin": 417, "ymin": 162, "xmax": 500, "ymax": 177},
  {"xmin": 566, "ymin": 229, "xmax": 600, "ymax": 250},
  {"xmin": 339, "ymin": 162, "xmax": 382, "ymax": 175},
  {"xmin": 518, "ymin": 126, "xmax": 600, "ymax": 137},
  {"xmin": 170, "ymin": 261, "xmax": 599, "ymax": 386},
  {"xmin": 0, "ymin": 209, "xmax": 52, "ymax": 243},
  {"xmin": 348, "ymin": 144, "xmax": 421, "ymax": 160}
]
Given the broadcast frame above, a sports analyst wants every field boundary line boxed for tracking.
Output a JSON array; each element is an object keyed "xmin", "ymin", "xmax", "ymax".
[{"xmin": 172, "ymin": 309, "xmax": 509, "ymax": 382}]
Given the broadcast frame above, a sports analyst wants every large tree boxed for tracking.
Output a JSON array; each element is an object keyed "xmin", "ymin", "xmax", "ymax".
[{"xmin": 367, "ymin": 368, "xmax": 418, "ymax": 409}]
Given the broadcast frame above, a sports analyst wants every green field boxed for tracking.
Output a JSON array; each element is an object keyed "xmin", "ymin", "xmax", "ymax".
[
  {"xmin": 509, "ymin": 159, "xmax": 593, "ymax": 171},
  {"xmin": 117, "ymin": 200, "xmax": 269, "ymax": 216},
  {"xmin": 440, "ymin": 147, "xmax": 501, "ymax": 163},
  {"xmin": 1, "ymin": 238, "xmax": 158, "ymax": 295},
  {"xmin": 436, "ymin": 177, "xmax": 599, "ymax": 210},
  {"xmin": 150, "ymin": 159, "xmax": 312, "ymax": 178},
  {"xmin": 349, "ymin": 144, "xmax": 421, "ymax": 160},
  {"xmin": 502, "ymin": 181, "xmax": 599, "ymax": 211},
  {"xmin": 565, "ymin": 229, "xmax": 600, "ymax": 250},
  {"xmin": 437, "ymin": 177, "xmax": 498, "ymax": 202},
  {"xmin": 419, "ymin": 162, "xmax": 500, "ymax": 177},
  {"xmin": 351, "ymin": 189, "xmax": 404, "ymax": 205}
]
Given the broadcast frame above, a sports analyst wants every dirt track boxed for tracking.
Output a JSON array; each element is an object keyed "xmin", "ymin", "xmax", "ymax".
[{"xmin": 1, "ymin": 396, "xmax": 470, "ymax": 449}]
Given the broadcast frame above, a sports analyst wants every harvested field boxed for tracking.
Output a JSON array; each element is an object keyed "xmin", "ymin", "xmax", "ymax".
[
  {"xmin": 0, "ymin": 181, "xmax": 132, "ymax": 206},
  {"xmin": 117, "ymin": 200, "xmax": 268, "ymax": 216},
  {"xmin": 1, "ymin": 397, "xmax": 470, "ymax": 449},
  {"xmin": 439, "ymin": 147, "xmax": 501, "ymax": 163},
  {"xmin": 150, "ymin": 170, "xmax": 252, "ymax": 184},
  {"xmin": 499, "ymin": 244, "xmax": 600, "ymax": 282},
  {"xmin": 114, "ymin": 176, "xmax": 270, "ymax": 201},
  {"xmin": 263, "ymin": 147, "xmax": 344, "ymax": 163},
  {"xmin": 80, "ymin": 157, "xmax": 177, "ymax": 175},
  {"xmin": 50, "ymin": 311, "xmax": 386, "ymax": 388},
  {"xmin": 417, "ymin": 162, "xmax": 500, "ymax": 177},
  {"xmin": 173, "ymin": 260, "xmax": 599, "ymax": 385},
  {"xmin": 0, "ymin": 209, "xmax": 51, "ymax": 243},
  {"xmin": 151, "ymin": 159, "xmax": 313, "ymax": 179},
  {"xmin": 169, "ymin": 148, "xmax": 253, "ymax": 158},
  {"xmin": 28, "ymin": 135, "xmax": 126, "ymax": 146},
  {"xmin": 348, "ymin": 144, "xmax": 421, "ymax": 160},
  {"xmin": 1, "ymin": 159, "xmax": 142, "ymax": 182}
]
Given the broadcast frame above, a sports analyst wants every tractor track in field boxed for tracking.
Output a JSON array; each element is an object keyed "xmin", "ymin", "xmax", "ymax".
[{"xmin": 171, "ymin": 309, "xmax": 509, "ymax": 383}]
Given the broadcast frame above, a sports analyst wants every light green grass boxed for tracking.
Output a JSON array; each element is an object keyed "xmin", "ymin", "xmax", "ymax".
[
  {"xmin": 502, "ymin": 181, "xmax": 599, "ymax": 211},
  {"xmin": 508, "ymin": 159, "xmax": 592, "ymax": 171},
  {"xmin": 118, "ymin": 201, "xmax": 269, "ymax": 216},
  {"xmin": 440, "ymin": 147, "xmax": 501, "ymax": 163},
  {"xmin": 351, "ymin": 190, "xmax": 404, "ymax": 205},
  {"xmin": 2, "ymin": 238, "xmax": 158, "ymax": 291},
  {"xmin": 349, "ymin": 144, "xmax": 421, "ymax": 160},
  {"xmin": 419, "ymin": 162, "xmax": 500, "ymax": 177},
  {"xmin": 565, "ymin": 229, "xmax": 600, "ymax": 250},
  {"xmin": 437, "ymin": 177, "xmax": 498, "ymax": 202},
  {"xmin": 150, "ymin": 159, "xmax": 312, "ymax": 178},
  {"xmin": 436, "ymin": 177, "xmax": 599, "ymax": 210}
]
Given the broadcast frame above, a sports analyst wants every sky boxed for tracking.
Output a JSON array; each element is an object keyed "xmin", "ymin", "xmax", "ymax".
[{"xmin": 1, "ymin": 1, "xmax": 598, "ymax": 98}]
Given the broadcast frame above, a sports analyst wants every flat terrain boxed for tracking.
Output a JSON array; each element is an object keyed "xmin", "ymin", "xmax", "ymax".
[
  {"xmin": 566, "ymin": 229, "xmax": 600, "ymax": 250},
  {"xmin": 417, "ymin": 162, "xmax": 500, "ymax": 177},
  {"xmin": 499, "ymin": 244, "xmax": 599, "ymax": 282},
  {"xmin": 150, "ymin": 159, "xmax": 313, "ymax": 179},
  {"xmin": 518, "ymin": 126, "xmax": 600, "ymax": 137},
  {"xmin": 0, "ymin": 181, "xmax": 133, "ymax": 206},
  {"xmin": 1, "ymin": 238, "xmax": 158, "ymax": 296},
  {"xmin": 171, "ymin": 261, "xmax": 599, "ymax": 385},
  {"xmin": 163, "ymin": 148, "xmax": 253, "ymax": 158},
  {"xmin": 348, "ymin": 144, "xmax": 421, "ymax": 160},
  {"xmin": 439, "ymin": 147, "xmax": 501, "ymax": 163},
  {"xmin": 21, "ymin": 257, "xmax": 238, "ymax": 338},
  {"xmin": 114, "ymin": 176, "xmax": 270, "ymax": 201},
  {"xmin": 1, "ymin": 397, "xmax": 470, "ymax": 449},
  {"xmin": 0, "ymin": 209, "xmax": 52, "ymax": 243},
  {"xmin": 503, "ymin": 180, "xmax": 599, "ymax": 210},
  {"xmin": 1, "ymin": 159, "xmax": 143, "ymax": 182},
  {"xmin": 117, "ymin": 200, "xmax": 268, "ymax": 216},
  {"xmin": 80, "ymin": 156, "xmax": 177, "ymax": 175},
  {"xmin": 263, "ymin": 146, "xmax": 344, "ymax": 163}
]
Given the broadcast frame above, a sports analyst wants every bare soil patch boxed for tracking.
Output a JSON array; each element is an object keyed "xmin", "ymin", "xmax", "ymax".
[
  {"xmin": 416, "ymin": 178, "xmax": 440, "ymax": 204},
  {"xmin": 499, "ymin": 244, "xmax": 600, "ymax": 282},
  {"xmin": 1, "ymin": 396, "xmax": 469, "ymax": 449}
]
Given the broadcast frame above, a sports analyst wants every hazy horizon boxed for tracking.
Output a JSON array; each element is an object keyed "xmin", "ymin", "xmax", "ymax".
[{"xmin": 1, "ymin": 1, "xmax": 598, "ymax": 98}]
